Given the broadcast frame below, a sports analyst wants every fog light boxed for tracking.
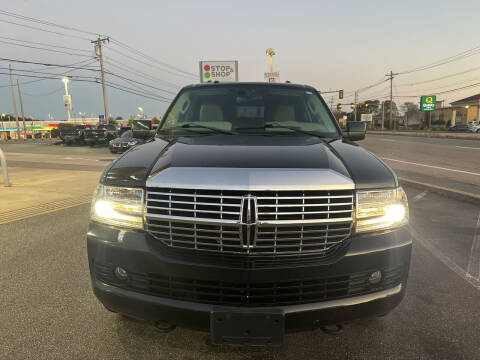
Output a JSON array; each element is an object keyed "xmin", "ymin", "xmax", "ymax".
[
  {"xmin": 114, "ymin": 266, "xmax": 128, "ymax": 281},
  {"xmin": 368, "ymin": 270, "xmax": 383, "ymax": 285}
]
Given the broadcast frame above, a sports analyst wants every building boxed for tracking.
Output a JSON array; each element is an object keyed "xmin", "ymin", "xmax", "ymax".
[
  {"xmin": 430, "ymin": 93, "xmax": 480, "ymax": 127},
  {"xmin": 449, "ymin": 94, "xmax": 480, "ymax": 125}
]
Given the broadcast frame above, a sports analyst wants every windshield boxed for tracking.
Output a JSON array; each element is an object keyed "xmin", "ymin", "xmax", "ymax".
[{"xmin": 159, "ymin": 85, "xmax": 340, "ymax": 137}]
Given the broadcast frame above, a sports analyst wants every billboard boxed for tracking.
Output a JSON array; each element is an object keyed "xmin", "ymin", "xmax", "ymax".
[
  {"xmin": 420, "ymin": 95, "xmax": 436, "ymax": 111},
  {"xmin": 199, "ymin": 61, "xmax": 238, "ymax": 83},
  {"xmin": 264, "ymin": 71, "xmax": 280, "ymax": 83},
  {"xmin": 360, "ymin": 114, "xmax": 373, "ymax": 122}
]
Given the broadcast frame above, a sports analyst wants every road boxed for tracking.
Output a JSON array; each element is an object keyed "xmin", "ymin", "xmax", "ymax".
[
  {"xmin": 362, "ymin": 134, "xmax": 480, "ymax": 195},
  {"xmin": 1, "ymin": 142, "xmax": 479, "ymax": 359}
]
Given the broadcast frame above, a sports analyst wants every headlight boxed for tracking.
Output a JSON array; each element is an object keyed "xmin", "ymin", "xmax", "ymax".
[
  {"xmin": 90, "ymin": 184, "xmax": 144, "ymax": 229},
  {"xmin": 355, "ymin": 187, "xmax": 408, "ymax": 233},
  {"xmin": 128, "ymin": 141, "xmax": 138, "ymax": 146}
]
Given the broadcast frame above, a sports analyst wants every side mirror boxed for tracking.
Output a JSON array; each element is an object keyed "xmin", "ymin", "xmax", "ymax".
[{"xmin": 344, "ymin": 121, "xmax": 366, "ymax": 141}]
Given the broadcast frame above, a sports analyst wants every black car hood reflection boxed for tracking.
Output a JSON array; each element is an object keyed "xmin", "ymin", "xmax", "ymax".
[{"xmin": 103, "ymin": 135, "xmax": 397, "ymax": 189}]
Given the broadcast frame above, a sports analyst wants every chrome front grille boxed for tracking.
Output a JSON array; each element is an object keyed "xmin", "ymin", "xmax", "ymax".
[{"xmin": 146, "ymin": 188, "xmax": 354, "ymax": 256}]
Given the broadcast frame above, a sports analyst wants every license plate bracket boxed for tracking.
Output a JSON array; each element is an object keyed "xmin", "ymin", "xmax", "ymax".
[{"xmin": 210, "ymin": 308, "xmax": 284, "ymax": 346}]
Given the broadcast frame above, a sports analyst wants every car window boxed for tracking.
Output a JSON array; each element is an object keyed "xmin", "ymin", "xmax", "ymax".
[
  {"xmin": 160, "ymin": 85, "xmax": 339, "ymax": 136},
  {"xmin": 120, "ymin": 130, "xmax": 132, "ymax": 138}
]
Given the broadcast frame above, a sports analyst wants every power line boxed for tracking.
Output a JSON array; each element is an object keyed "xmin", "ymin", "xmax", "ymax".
[
  {"xmin": 0, "ymin": 39, "xmax": 93, "ymax": 57},
  {"xmin": 0, "ymin": 71, "xmax": 173, "ymax": 103},
  {"xmin": 0, "ymin": 9, "xmax": 101, "ymax": 36},
  {"xmin": 0, "ymin": 57, "xmax": 98, "ymax": 71},
  {"xmin": 107, "ymin": 71, "xmax": 178, "ymax": 95},
  {"xmin": 0, "ymin": 59, "xmax": 98, "ymax": 88},
  {"xmin": 0, "ymin": 18, "xmax": 91, "ymax": 41},
  {"xmin": 396, "ymin": 65, "xmax": 480, "ymax": 87},
  {"xmin": 103, "ymin": 57, "xmax": 181, "ymax": 89},
  {"xmin": 1, "ymin": 67, "xmax": 98, "ymax": 80},
  {"xmin": 105, "ymin": 47, "xmax": 197, "ymax": 80},
  {"xmin": 110, "ymin": 38, "xmax": 197, "ymax": 78},
  {"xmin": 106, "ymin": 81, "xmax": 173, "ymax": 102},
  {"xmin": 398, "ymin": 45, "xmax": 480, "ymax": 75},
  {"xmin": 0, "ymin": 35, "xmax": 92, "ymax": 53}
]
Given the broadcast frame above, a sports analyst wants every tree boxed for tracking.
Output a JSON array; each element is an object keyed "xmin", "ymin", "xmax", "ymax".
[
  {"xmin": 151, "ymin": 117, "xmax": 160, "ymax": 124},
  {"xmin": 115, "ymin": 116, "xmax": 123, "ymax": 121}
]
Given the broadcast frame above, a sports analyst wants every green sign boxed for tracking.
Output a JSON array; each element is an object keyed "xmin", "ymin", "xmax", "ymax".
[{"xmin": 420, "ymin": 95, "xmax": 436, "ymax": 111}]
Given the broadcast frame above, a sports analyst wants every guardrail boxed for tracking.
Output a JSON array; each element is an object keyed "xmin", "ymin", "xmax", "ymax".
[{"xmin": 0, "ymin": 147, "xmax": 10, "ymax": 186}]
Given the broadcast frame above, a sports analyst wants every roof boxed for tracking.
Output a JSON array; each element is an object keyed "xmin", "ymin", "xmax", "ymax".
[
  {"xmin": 183, "ymin": 82, "xmax": 313, "ymax": 91},
  {"xmin": 450, "ymin": 93, "xmax": 480, "ymax": 105}
]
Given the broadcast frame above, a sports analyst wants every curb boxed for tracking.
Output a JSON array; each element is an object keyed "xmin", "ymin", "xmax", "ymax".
[
  {"xmin": 398, "ymin": 177, "xmax": 480, "ymax": 205},
  {"xmin": 368, "ymin": 131, "xmax": 480, "ymax": 140}
]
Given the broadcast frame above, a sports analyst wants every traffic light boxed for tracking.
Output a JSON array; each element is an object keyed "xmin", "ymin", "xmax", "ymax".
[
  {"xmin": 350, "ymin": 103, "xmax": 355, "ymax": 109},
  {"xmin": 337, "ymin": 103, "xmax": 342, "ymax": 110},
  {"xmin": 339, "ymin": 89, "xmax": 344, "ymax": 99}
]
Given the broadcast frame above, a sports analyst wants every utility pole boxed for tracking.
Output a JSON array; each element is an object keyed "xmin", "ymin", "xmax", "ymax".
[
  {"xmin": 8, "ymin": 64, "xmax": 21, "ymax": 139},
  {"xmin": 385, "ymin": 71, "xmax": 398, "ymax": 130},
  {"xmin": 381, "ymin": 101, "xmax": 385, "ymax": 130},
  {"xmin": 16, "ymin": 80, "xmax": 27, "ymax": 139},
  {"xmin": 329, "ymin": 95, "xmax": 335, "ymax": 112},
  {"xmin": 92, "ymin": 37, "xmax": 110, "ymax": 124},
  {"xmin": 354, "ymin": 91, "xmax": 358, "ymax": 121}
]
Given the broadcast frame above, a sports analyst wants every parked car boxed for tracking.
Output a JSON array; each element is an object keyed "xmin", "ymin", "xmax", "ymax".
[
  {"xmin": 85, "ymin": 124, "xmax": 118, "ymax": 146},
  {"xmin": 118, "ymin": 126, "xmax": 131, "ymax": 136},
  {"xmin": 108, "ymin": 130, "xmax": 143, "ymax": 153},
  {"xmin": 87, "ymin": 82, "xmax": 411, "ymax": 346},
  {"xmin": 448, "ymin": 124, "xmax": 470, "ymax": 132},
  {"xmin": 60, "ymin": 124, "xmax": 92, "ymax": 145}
]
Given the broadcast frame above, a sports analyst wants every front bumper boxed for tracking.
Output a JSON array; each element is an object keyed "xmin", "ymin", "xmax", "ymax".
[{"xmin": 87, "ymin": 223, "xmax": 411, "ymax": 332}]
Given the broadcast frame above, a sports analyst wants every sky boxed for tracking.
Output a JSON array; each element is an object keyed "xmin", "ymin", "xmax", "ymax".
[{"xmin": 1, "ymin": 0, "xmax": 480, "ymax": 120}]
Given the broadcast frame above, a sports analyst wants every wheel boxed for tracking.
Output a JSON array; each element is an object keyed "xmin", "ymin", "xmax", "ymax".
[{"xmin": 110, "ymin": 149, "xmax": 117, "ymax": 154}]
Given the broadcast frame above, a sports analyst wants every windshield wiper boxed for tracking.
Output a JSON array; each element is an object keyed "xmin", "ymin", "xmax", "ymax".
[
  {"xmin": 159, "ymin": 123, "xmax": 236, "ymax": 135},
  {"xmin": 236, "ymin": 123, "xmax": 336, "ymax": 141}
]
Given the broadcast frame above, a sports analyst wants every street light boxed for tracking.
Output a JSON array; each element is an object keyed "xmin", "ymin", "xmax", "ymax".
[
  {"xmin": 138, "ymin": 107, "xmax": 145, "ymax": 119},
  {"xmin": 266, "ymin": 48, "xmax": 276, "ymax": 73},
  {"xmin": 62, "ymin": 77, "xmax": 71, "ymax": 121}
]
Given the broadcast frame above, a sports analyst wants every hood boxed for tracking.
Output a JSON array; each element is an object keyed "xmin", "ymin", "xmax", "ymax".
[{"xmin": 103, "ymin": 136, "xmax": 397, "ymax": 190}]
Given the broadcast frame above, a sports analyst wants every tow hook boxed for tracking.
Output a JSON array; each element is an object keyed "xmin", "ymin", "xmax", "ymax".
[
  {"xmin": 320, "ymin": 324, "xmax": 343, "ymax": 335},
  {"xmin": 154, "ymin": 320, "xmax": 176, "ymax": 333}
]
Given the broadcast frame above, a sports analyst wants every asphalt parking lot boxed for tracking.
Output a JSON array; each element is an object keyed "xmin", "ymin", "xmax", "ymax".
[{"xmin": 1, "ymin": 142, "xmax": 479, "ymax": 359}]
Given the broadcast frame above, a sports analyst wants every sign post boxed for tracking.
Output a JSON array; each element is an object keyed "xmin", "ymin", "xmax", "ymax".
[
  {"xmin": 264, "ymin": 71, "xmax": 280, "ymax": 83},
  {"xmin": 420, "ymin": 95, "xmax": 436, "ymax": 111},
  {"xmin": 199, "ymin": 61, "xmax": 238, "ymax": 83},
  {"xmin": 420, "ymin": 95, "xmax": 436, "ymax": 129},
  {"xmin": 63, "ymin": 95, "xmax": 72, "ymax": 111}
]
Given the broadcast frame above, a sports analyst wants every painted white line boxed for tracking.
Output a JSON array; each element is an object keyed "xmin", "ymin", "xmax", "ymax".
[
  {"xmin": 456, "ymin": 146, "xmax": 480, "ymax": 150},
  {"xmin": 466, "ymin": 211, "xmax": 480, "ymax": 282},
  {"xmin": 381, "ymin": 157, "xmax": 480, "ymax": 177},
  {"xmin": 378, "ymin": 139, "xmax": 397, "ymax": 142},
  {"xmin": 413, "ymin": 191, "xmax": 428, "ymax": 202},
  {"xmin": 410, "ymin": 226, "xmax": 480, "ymax": 290}
]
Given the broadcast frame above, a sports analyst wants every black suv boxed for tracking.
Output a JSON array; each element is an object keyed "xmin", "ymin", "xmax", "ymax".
[
  {"xmin": 84, "ymin": 124, "xmax": 119, "ymax": 146},
  {"xmin": 87, "ymin": 83, "xmax": 411, "ymax": 346}
]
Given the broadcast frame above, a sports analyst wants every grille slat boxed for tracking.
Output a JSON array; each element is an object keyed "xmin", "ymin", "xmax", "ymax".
[
  {"xmin": 96, "ymin": 263, "xmax": 404, "ymax": 307},
  {"xmin": 146, "ymin": 188, "xmax": 353, "ymax": 256}
]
